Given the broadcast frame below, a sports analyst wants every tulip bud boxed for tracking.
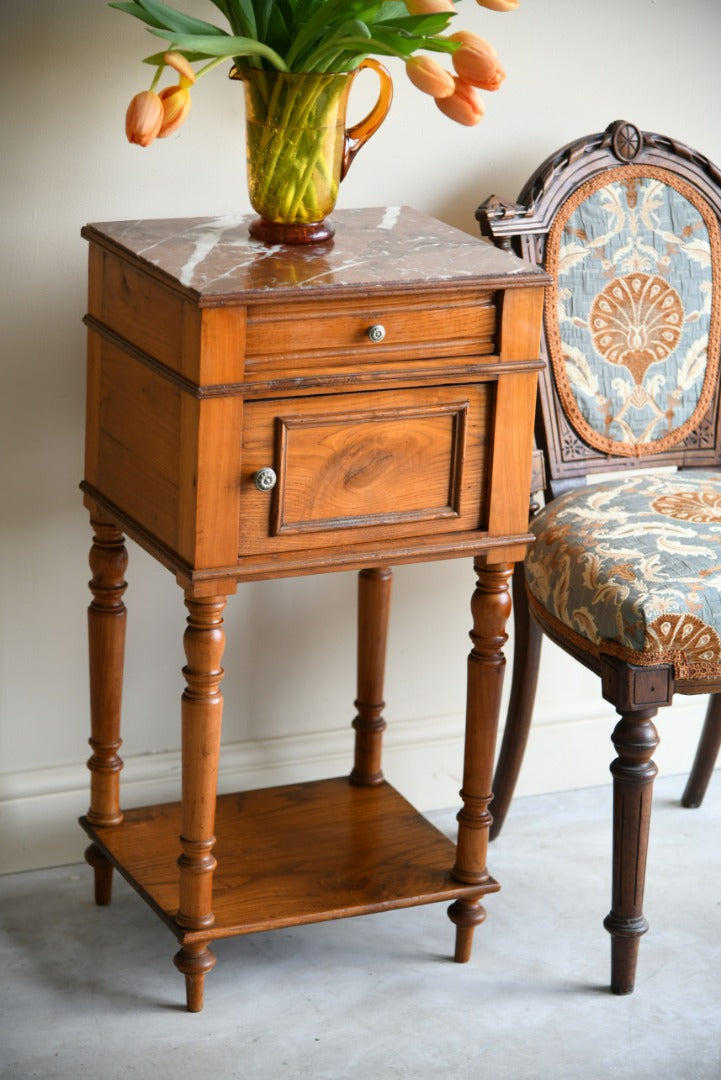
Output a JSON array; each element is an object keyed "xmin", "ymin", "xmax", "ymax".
[
  {"xmin": 449, "ymin": 30, "xmax": 497, "ymax": 58},
  {"xmin": 475, "ymin": 0, "xmax": 519, "ymax": 10},
  {"xmin": 158, "ymin": 85, "xmax": 192, "ymax": 138},
  {"xmin": 125, "ymin": 90, "xmax": 164, "ymax": 147},
  {"xmin": 406, "ymin": 0, "xmax": 455, "ymax": 13},
  {"xmin": 164, "ymin": 51, "xmax": 196, "ymax": 87},
  {"xmin": 406, "ymin": 56, "xmax": 455, "ymax": 98},
  {"xmin": 449, "ymin": 31, "xmax": 506, "ymax": 91},
  {"xmin": 435, "ymin": 78, "xmax": 485, "ymax": 126},
  {"xmin": 472, "ymin": 0, "xmax": 518, "ymax": 9}
]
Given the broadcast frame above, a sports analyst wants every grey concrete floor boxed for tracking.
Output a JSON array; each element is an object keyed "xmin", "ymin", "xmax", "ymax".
[{"xmin": 1, "ymin": 773, "xmax": 720, "ymax": 1080}]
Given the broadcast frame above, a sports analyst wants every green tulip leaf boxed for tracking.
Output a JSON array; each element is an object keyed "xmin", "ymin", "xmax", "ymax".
[
  {"xmin": 344, "ymin": 19, "xmax": 372, "ymax": 40},
  {"xmin": 147, "ymin": 29, "xmax": 289, "ymax": 70},
  {"xmin": 375, "ymin": 13, "xmax": 457, "ymax": 35},
  {"xmin": 142, "ymin": 49, "xmax": 219, "ymax": 66},
  {"xmin": 213, "ymin": 0, "xmax": 257, "ymax": 37},
  {"xmin": 108, "ymin": 2, "xmax": 166, "ymax": 31},
  {"xmin": 253, "ymin": 0, "xmax": 276, "ymax": 39},
  {"xmin": 134, "ymin": 0, "xmax": 228, "ymax": 35}
]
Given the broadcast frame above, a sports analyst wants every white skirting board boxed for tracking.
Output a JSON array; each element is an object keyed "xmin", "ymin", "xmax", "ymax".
[{"xmin": 0, "ymin": 697, "xmax": 709, "ymax": 875}]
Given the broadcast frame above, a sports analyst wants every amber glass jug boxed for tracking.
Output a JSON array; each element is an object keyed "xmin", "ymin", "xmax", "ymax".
[{"xmin": 235, "ymin": 59, "xmax": 393, "ymax": 244}]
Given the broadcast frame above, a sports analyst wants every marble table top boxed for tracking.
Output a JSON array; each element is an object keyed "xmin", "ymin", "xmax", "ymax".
[{"xmin": 82, "ymin": 206, "xmax": 547, "ymax": 305}]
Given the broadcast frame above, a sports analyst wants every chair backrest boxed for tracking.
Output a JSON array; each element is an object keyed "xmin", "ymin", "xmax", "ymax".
[{"xmin": 478, "ymin": 120, "xmax": 721, "ymax": 498}]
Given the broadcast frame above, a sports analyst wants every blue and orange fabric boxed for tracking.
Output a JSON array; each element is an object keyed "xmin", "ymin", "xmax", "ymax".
[
  {"xmin": 545, "ymin": 166, "xmax": 721, "ymax": 456},
  {"xmin": 526, "ymin": 471, "xmax": 721, "ymax": 679},
  {"xmin": 527, "ymin": 168, "xmax": 721, "ymax": 678}
]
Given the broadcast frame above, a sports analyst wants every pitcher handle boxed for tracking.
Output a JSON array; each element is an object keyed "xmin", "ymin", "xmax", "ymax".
[{"xmin": 341, "ymin": 58, "xmax": 393, "ymax": 181}]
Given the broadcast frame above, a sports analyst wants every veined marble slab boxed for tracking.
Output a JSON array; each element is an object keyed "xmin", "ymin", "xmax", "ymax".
[{"xmin": 82, "ymin": 206, "xmax": 544, "ymax": 304}]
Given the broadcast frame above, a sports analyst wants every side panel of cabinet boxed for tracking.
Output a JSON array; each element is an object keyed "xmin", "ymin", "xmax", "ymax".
[
  {"xmin": 85, "ymin": 335, "xmax": 183, "ymax": 546},
  {"xmin": 84, "ymin": 333, "xmax": 243, "ymax": 569}
]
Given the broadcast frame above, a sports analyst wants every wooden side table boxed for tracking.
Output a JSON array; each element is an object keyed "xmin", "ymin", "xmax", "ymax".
[{"xmin": 79, "ymin": 206, "xmax": 548, "ymax": 1012}]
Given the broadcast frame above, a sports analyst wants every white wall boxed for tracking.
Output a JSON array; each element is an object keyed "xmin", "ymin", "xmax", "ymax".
[{"xmin": 2, "ymin": 0, "xmax": 720, "ymax": 873}]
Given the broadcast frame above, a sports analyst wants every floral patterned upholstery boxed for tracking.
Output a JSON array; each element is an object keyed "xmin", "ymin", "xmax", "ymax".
[
  {"xmin": 545, "ymin": 166, "xmax": 721, "ymax": 458},
  {"xmin": 525, "ymin": 470, "xmax": 721, "ymax": 679},
  {"xmin": 528, "ymin": 160, "xmax": 721, "ymax": 681}
]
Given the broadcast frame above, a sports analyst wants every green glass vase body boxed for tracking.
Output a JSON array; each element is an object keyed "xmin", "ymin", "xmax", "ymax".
[{"xmin": 236, "ymin": 60, "xmax": 392, "ymax": 244}]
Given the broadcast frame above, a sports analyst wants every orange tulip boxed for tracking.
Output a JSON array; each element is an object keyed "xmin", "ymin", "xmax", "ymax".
[
  {"xmin": 158, "ymin": 85, "xmax": 192, "ymax": 138},
  {"xmin": 435, "ymin": 78, "xmax": 485, "ymax": 125},
  {"xmin": 406, "ymin": 55, "xmax": 455, "ymax": 98},
  {"xmin": 475, "ymin": 0, "xmax": 519, "ymax": 9},
  {"xmin": 164, "ymin": 51, "xmax": 196, "ymax": 86},
  {"xmin": 449, "ymin": 31, "xmax": 506, "ymax": 91},
  {"xmin": 125, "ymin": 90, "xmax": 164, "ymax": 147},
  {"xmin": 406, "ymin": 0, "xmax": 454, "ymax": 13}
]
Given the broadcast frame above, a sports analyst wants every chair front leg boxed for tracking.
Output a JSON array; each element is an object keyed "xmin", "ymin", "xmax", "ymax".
[
  {"xmin": 604, "ymin": 707, "xmax": 660, "ymax": 994},
  {"xmin": 599, "ymin": 656, "xmax": 672, "ymax": 994}
]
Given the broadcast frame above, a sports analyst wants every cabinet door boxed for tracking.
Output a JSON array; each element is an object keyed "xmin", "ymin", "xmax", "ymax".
[{"xmin": 238, "ymin": 384, "xmax": 492, "ymax": 556}]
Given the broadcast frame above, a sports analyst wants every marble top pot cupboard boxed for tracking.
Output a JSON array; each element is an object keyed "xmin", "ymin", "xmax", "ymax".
[{"xmin": 79, "ymin": 206, "xmax": 548, "ymax": 1011}]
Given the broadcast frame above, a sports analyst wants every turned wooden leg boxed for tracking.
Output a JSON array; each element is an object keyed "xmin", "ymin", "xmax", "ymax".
[
  {"xmin": 448, "ymin": 559, "xmax": 511, "ymax": 961},
  {"xmin": 603, "ymin": 708, "xmax": 660, "ymax": 994},
  {"xmin": 174, "ymin": 943, "xmax": 217, "ymax": 1014},
  {"xmin": 84, "ymin": 843, "xmax": 114, "ymax": 905},
  {"xmin": 174, "ymin": 594, "xmax": 226, "ymax": 1013},
  {"xmin": 350, "ymin": 567, "xmax": 392, "ymax": 786},
  {"xmin": 490, "ymin": 562, "xmax": 543, "ymax": 840},
  {"xmin": 681, "ymin": 693, "xmax": 721, "ymax": 808},
  {"xmin": 85, "ymin": 517, "xmax": 127, "ymax": 902}
]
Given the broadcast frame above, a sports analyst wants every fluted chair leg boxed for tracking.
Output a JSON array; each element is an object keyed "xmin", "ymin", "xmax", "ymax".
[
  {"xmin": 489, "ymin": 563, "xmax": 543, "ymax": 841},
  {"xmin": 681, "ymin": 692, "xmax": 721, "ymax": 808}
]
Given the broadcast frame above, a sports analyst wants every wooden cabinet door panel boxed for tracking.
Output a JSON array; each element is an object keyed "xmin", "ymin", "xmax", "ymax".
[{"xmin": 238, "ymin": 384, "xmax": 491, "ymax": 555}]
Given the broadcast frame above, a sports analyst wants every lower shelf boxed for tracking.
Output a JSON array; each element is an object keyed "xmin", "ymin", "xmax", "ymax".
[{"xmin": 80, "ymin": 777, "xmax": 493, "ymax": 945}]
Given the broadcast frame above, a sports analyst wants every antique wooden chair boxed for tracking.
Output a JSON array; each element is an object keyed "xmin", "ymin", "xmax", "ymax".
[{"xmin": 477, "ymin": 120, "xmax": 721, "ymax": 993}]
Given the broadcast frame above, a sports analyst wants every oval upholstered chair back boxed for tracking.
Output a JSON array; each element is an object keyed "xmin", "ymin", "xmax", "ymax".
[{"xmin": 479, "ymin": 120, "xmax": 721, "ymax": 493}]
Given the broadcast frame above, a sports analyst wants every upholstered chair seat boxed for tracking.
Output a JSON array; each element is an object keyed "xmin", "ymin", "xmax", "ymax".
[{"xmin": 526, "ymin": 471, "xmax": 721, "ymax": 679}]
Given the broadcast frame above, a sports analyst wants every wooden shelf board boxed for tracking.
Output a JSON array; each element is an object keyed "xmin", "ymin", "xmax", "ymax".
[{"xmin": 81, "ymin": 777, "xmax": 489, "ymax": 944}]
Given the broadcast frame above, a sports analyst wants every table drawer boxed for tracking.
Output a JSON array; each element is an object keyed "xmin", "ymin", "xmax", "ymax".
[
  {"xmin": 238, "ymin": 383, "xmax": 492, "ymax": 556},
  {"xmin": 244, "ymin": 292, "xmax": 497, "ymax": 378}
]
